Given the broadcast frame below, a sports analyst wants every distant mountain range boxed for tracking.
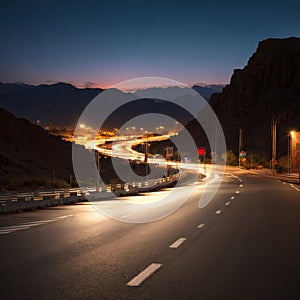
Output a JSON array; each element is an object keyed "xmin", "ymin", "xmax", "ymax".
[
  {"xmin": 0, "ymin": 82, "xmax": 103, "ymax": 127},
  {"xmin": 0, "ymin": 81, "xmax": 223, "ymax": 127},
  {"xmin": 191, "ymin": 84, "xmax": 224, "ymax": 100}
]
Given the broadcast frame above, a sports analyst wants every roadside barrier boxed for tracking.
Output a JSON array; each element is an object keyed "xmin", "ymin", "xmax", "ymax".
[{"xmin": 0, "ymin": 171, "xmax": 196, "ymax": 213}]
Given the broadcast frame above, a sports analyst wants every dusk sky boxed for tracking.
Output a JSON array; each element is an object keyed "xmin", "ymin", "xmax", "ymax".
[{"xmin": 1, "ymin": 0, "xmax": 299, "ymax": 88}]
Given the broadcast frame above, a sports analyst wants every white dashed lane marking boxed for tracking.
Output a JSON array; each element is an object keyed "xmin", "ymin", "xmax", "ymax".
[
  {"xmin": 197, "ymin": 223, "xmax": 205, "ymax": 228},
  {"xmin": 289, "ymin": 183, "xmax": 300, "ymax": 192},
  {"xmin": 230, "ymin": 196, "xmax": 235, "ymax": 200},
  {"xmin": 127, "ymin": 263, "xmax": 163, "ymax": 287},
  {"xmin": 235, "ymin": 191, "xmax": 240, "ymax": 194},
  {"xmin": 225, "ymin": 201, "xmax": 231, "ymax": 206},
  {"xmin": 215, "ymin": 210, "xmax": 222, "ymax": 214},
  {"xmin": 169, "ymin": 238, "xmax": 187, "ymax": 249}
]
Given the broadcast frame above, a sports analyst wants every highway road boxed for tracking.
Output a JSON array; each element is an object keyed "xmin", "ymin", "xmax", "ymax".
[{"xmin": 1, "ymin": 168, "xmax": 300, "ymax": 299}]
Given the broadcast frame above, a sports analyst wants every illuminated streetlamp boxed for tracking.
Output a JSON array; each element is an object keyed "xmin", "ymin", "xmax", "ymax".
[
  {"xmin": 288, "ymin": 131, "xmax": 295, "ymax": 173},
  {"xmin": 290, "ymin": 131, "xmax": 296, "ymax": 173}
]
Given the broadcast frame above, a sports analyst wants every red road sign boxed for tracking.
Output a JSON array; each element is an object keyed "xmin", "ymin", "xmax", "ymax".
[{"xmin": 197, "ymin": 147, "xmax": 206, "ymax": 156}]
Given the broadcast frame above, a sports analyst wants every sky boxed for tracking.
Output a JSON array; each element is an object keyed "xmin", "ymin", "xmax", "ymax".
[{"xmin": 1, "ymin": 0, "xmax": 300, "ymax": 88}]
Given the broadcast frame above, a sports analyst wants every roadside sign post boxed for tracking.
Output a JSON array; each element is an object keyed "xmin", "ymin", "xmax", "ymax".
[{"xmin": 197, "ymin": 147, "xmax": 206, "ymax": 174}]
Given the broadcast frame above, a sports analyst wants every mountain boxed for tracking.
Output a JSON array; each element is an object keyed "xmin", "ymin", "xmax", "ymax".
[
  {"xmin": 134, "ymin": 86, "xmax": 196, "ymax": 99},
  {"xmin": 0, "ymin": 107, "xmax": 78, "ymax": 189},
  {"xmin": 192, "ymin": 37, "xmax": 300, "ymax": 162},
  {"xmin": 0, "ymin": 81, "xmax": 224, "ymax": 129},
  {"xmin": 0, "ymin": 82, "xmax": 103, "ymax": 127},
  {"xmin": 191, "ymin": 84, "xmax": 225, "ymax": 101}
]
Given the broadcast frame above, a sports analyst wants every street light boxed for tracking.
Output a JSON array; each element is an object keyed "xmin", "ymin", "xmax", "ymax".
[{"xmin": 290, "ymin": 131, "xmax": 296, "ymax": 173}]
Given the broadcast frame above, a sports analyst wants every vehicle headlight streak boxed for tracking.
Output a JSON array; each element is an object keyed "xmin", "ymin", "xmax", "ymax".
[{"xmin": 72, "ymin": 77, "xmax": 226, "ymax": 223}]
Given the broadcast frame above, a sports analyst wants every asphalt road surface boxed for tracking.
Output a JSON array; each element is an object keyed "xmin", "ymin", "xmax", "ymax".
[{"xmin": 1, "ymin": 168, "xmax": 300, "ymax": 299}]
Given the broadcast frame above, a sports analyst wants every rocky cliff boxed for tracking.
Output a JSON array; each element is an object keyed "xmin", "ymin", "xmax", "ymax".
[
  {"xmin": 208, "ymin": 37, "xmax": 300, "ymax": 158},
  {"xmin": 0, "ymin": 108, "xmax": 76, "ymax": 189}
]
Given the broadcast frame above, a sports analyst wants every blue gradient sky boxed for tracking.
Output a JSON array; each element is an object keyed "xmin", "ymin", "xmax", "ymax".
[{"xmin": 1, "ymin": 0, "xmax": 299, "ymax": 87}]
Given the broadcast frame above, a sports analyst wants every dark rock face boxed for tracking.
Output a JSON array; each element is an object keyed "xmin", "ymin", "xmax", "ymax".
[
  {"xmin": 207, "ymin": 37, "xmax": 300, "ymax": 157},
  {"xmin": 0, "ymin": 108, "xmax": 77, "ymax": 188}
]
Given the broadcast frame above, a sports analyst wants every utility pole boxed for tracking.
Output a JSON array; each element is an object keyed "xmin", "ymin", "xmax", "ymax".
[
  {"xmin": 144, "ymin": 134, "xmax": 149, "ymax": 182},
  {"xmin": 96, "ymin": 151, "xmax": 100, "ymax": 192},
  {"xmin": 238, "ymin": 127, "xmax": 243, "ymax": 167},
  {"xmin": 271, "ymin": 119, "xmax": 277, "ymax": 178},
  {"xmin": 288, "ymin": 134, "xmax": 290, "ymax": 174},
  {"xmin": 52, "ymin": 170, "xmax": 56, "ymax": 191}
]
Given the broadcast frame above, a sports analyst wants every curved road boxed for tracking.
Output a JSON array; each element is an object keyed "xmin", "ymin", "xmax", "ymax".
[{"xmin": 1, "ymin": 168, "xmax": 300, "ymax": 299}]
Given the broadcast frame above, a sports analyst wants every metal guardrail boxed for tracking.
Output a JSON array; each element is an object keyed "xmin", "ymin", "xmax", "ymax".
[{"xmin": 0, "ymin": 172, "xmax": 185, "ymax": 213}]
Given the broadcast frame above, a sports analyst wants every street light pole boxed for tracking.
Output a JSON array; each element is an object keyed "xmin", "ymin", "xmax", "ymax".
[
  {"xmin": 238, "ymin": 127, "xmax": 242, "ymax": 167},
  {"xmin": 146, "ymin": 135, "xmax": 149, "ymax": 182},
  {"xmin": 288, "ymin": 133, "xmax": 290, "ymax": 174},
  {"xmin": 52, "ymin": 170, "xmax": 56, "ymax": 191},
  {"xmin": 96, "ymin": 151, "xmax": 100, "ymax": 192},
  {"xmin": 271, "ymin": 119, "xmax": 277, "ymax": 178},
  {"xmin": 290, "ymin": 131, "xmax": 296, "ymax": 173}
]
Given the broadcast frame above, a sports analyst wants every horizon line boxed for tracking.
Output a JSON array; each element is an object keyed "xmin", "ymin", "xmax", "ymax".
[{"xmin": 0, "ymin": 80, "xmax": 228, "ymax": 90}]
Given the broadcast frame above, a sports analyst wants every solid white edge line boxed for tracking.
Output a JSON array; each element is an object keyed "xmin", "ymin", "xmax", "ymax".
[
  {"xmin": 21, "ymin": 219, "xmax": 55, "ymax": 225},
  {"xmin": 127, "ymin": 263, "xmax": 162, "ymax": 286},
  {"xmin": 197, "ymin": 223, "xmax": 205, "ymax": 228},
  {"xmin": 215, "ymin": 210, "xmax": 222, "ymax": 214},
  {"xmin": 0, "ymin": 231, "xmax": 14, "ymax": 234},
  {"xmin": 57, "ymin": 215, "xmax": 73, "ymax": 219},
  {"xmin": 1, "ymin": 225, "xmax": 33, "ymax": 230},
  {"xmin": 169, "ymin": 237, "xmax": 187, "ymax": 249},
  {"xmin": 0, "ymin": 227, "xmax": 30, "ymax": 233},
  {"xmin": 0, "ymin": 216, "xmax": 73, "ymax": 236}
]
